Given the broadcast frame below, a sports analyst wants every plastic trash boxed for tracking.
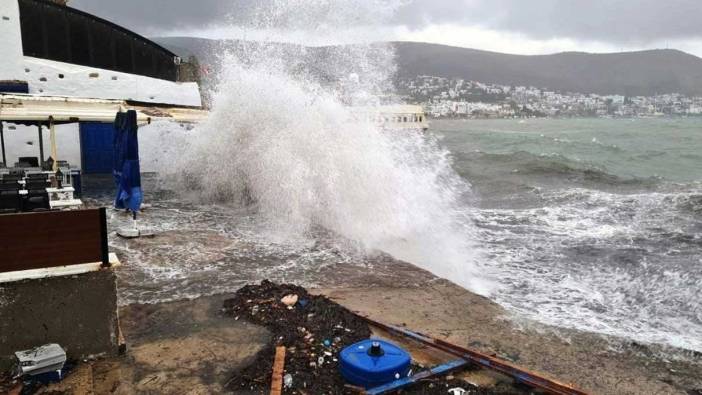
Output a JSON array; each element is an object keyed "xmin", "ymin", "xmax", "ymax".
[
  {"xmin": 448, "ymin": 388, "xmax": 466, "ymax": 395},
  {"xmin": 340, "ymin": 339, "xmax": 411, "ymax": 388},
  {"xmin": 283, "ymin": 373, "xmax": 293, "ymax": 388},
  {"xmin": 14, "ymin": 344, "xmax": 66, "ymax": 377},
  {"xmin": 281, "ymin": 294, "xmax": 298, "ymax": 306}
]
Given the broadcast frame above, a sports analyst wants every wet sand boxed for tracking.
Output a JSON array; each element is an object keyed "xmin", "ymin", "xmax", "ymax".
[
  {"xmin": 314, "ymin": 281, "xmax": 702, "ymax": 395},
  {"xmin": 31, "ymin": 277, "xmax": 702, "ymax": 395},
  {"xmin": 18, "ymin": 217, "xmax": 700, "ymax": 394}
]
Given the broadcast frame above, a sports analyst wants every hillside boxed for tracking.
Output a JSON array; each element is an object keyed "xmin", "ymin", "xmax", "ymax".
[{"xmin": 154, "ymin": 37, "xmax": 702, "ymax": 96}]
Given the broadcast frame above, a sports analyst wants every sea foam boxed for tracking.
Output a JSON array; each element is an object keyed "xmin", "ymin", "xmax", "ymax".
[{"xmin": 153, "ymin": 0, "xmax": 491, "ymax": 294}]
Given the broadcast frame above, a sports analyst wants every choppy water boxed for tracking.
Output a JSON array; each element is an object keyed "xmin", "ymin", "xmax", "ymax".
[
  {"xmin": 102, "ymin": 117, "xmax": 702, "ymax": 355},
  {"xmin": 435, "ymin": 118, "xmax": 702, "ymax": 352},
  {"xmin": 80, "ymin": 0, "xmax": 702, "ymax": 355}
]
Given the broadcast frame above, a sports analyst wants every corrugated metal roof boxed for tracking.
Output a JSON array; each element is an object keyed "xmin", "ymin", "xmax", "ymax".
[{"xmin": 0, "ymin": 93, "xmax": 208, "ymax": 124}]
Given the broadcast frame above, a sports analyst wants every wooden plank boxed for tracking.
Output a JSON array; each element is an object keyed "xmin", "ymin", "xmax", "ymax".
[
  {"xmin": 270, "ymin": 346, "xmax": 286, "ymax": 395},
  {"xmin": 0, "ymin": 253, "xmax": 120, "ymax": 284},
  {"xmin": 0, "ymin": 209, "xmax": 105, "ymax": 273},
  {"xmin": 361, "ymin": 317, "xmax": 589, "ymax": 395}
]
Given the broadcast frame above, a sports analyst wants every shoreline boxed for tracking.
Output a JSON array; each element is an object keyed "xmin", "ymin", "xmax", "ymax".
[
  {"xmin": 312, "ymin": 279, "xmax": 702, "ymax": 395},
  {"xmin": 14, "ymin": 276, "xmax": 701, "ymax": 394}
]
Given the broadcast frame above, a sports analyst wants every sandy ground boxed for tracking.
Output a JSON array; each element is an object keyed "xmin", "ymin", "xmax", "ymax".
[
  {"xmin": 314, "ymin": 281, "xmax": 702, "ymax": 395},
  {"xmin": 36, "ymin": 295, "xmax": 270, "ymax": 395},
  {"xmin": 32, "ymin": 278, "xmax": 702, "ymax": 395}
]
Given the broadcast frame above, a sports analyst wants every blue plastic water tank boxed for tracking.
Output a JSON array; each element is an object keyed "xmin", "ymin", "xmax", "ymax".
[{"xmin": 339, "ymin": 339, "xmax": 411, "ymax": 388}]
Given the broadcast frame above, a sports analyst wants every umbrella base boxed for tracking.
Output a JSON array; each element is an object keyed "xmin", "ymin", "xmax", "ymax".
[{"xmin": 117, "ymin": 228, "xmax": 155, "ymax": 239}]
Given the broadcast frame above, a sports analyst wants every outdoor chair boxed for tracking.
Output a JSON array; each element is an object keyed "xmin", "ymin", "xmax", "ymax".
[
  {"xmin": 23, "ymin": 189, "xmax": 50, "ymax": 211},
  {"xmin": 0, "ymin": 183, "xmax": 21, "ymax": 191},
  {"xmin": 0, "ymin": 189, "xmax": 22, "ymax": 213},
  {"xmin": 25, "ymin": 180, "xmax": 50, "ymax": 190},
  {"xmin": 18, "ymin": 157, "xmax": 39, "ymax": 167}
]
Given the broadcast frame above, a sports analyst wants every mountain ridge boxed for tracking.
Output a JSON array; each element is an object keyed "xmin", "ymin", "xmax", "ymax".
[{"xmin": 153, "ymin": 37, "xmax": 702, "ymax": 96}]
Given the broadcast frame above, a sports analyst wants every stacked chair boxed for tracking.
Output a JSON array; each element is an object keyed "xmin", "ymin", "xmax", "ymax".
[
  {"xmin": 23, "ymin": 174, "xmax": 50, "ymax": 211},
  {"xmin": 0, "ymin": 175, "xmax": 22, "ymax": 213}
]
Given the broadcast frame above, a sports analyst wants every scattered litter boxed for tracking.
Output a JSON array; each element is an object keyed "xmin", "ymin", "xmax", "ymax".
[
  {"xmin": 283, "ymin": 373, "xmax": 293, "ymax": 388},
  {"xmin": 281, "ymin": 294, "xmax": 299, "ymax": 306},
  {"xmin": 270, "ymin": 346, "xmax": 286, "ymax": 395},
  {"xmin": 222, "ymin": 281, "xmax": 371, "ymax": 393},
  {"xmin": 221, "ymin": 281, "xmax": 518, "ymax": 395},
  {"xmin": 448, "ymin": 387, "xmax": 466, "ymax": 395},
  {"xmin": 14, "ymin": 344, "xmax": 66, "ymax": 377}
]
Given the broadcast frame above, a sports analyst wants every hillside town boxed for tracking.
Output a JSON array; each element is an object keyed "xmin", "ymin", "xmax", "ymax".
[{"xmin": 398, "ymin": 75, "xmax": 702, "ymax": 118}]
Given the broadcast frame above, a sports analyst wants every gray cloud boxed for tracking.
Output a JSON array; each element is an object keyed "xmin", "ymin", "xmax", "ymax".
[
  {"xmin": 69, "ymin": 0, "xmax": 702, "ymax": 45},
  {"xmin": 395, "ymin": 0, "xmax": 702, "ymax": 44},
  {"xmin": 68, "ymin": 0, "xmax": 257, "ymax": 36}
]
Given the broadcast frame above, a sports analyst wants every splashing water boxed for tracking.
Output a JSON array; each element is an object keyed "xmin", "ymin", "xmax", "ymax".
[{"xmin": 155, "ymin": 0, "xmax": 491, "ymax": 294}]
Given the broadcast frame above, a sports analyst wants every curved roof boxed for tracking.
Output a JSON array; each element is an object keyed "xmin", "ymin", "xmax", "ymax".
[
  {"xmin": 28, "ymin": 0, "xmax": 177, "ymax": 58},
  {"xmin": 18, "ymin": 0, "xmax": 180, "ymax": 81}
]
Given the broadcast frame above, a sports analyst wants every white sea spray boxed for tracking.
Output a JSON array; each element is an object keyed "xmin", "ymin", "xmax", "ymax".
[{"xmin": 151, "ymin": 0, "xmax": 491, "ymax": 294}]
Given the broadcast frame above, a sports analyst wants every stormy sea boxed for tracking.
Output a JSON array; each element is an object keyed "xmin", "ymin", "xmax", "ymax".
[
  {"xmin": 435, "ymin": 118, "xmax": 702, "ymax": 353},
  {"xmin": 100, "ymin": 116, "xmax": 702, "ymax": 357},
  {"xmin": 95, "ymin": 0, "xmax": 702, "ymax": 358}
]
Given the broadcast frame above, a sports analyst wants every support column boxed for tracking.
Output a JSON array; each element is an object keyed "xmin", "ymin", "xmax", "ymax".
[
  {"xmin": 0, "ymin": 122, "xmax": 6, "ymax": 166},
  {"xmin": 37, "ymin": 123, "xmax": 45, "ymax": 167}
]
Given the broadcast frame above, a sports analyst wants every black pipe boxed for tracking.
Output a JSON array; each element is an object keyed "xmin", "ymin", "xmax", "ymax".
[
  {"xmin": 0, "ymin": 122, "xmax": 6, "ymax": 166},
  {"xmin": 37, "ymin": 123, "xmax": 45, "ymax": 167}
]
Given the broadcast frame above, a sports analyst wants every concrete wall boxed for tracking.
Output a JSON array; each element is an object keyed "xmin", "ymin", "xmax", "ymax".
[
  {"xmin": 1, "ymin": 122, "xmax": 82, "ymax": 168},
  {"xmin": 0, "ymin": 1, "xmax": 202, "ymax": 107},
  {"xmin": 23, "ymin": 57, "xmax": 202, "ymax": 107},
  {"xmin": 0, "ymin": 269, "xmax": 119, "ymax": 370},
  {"xmin": 0, "ymin": 0, "xmax": 24, "ymax": 81}
]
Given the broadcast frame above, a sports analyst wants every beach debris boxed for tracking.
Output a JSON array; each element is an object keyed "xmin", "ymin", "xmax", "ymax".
[
  {"xmin": 222, "ymin": 281, "xmax": 511, "ymax": 395},
  {"xmin": 14, "ymin": 344, "xmax": 66, "ymax": 378},
  {"xmin": 339, "ymin": 339, "xmax": 411, "ymax": 388},
  {"xmin": 448, "ymin": 388, "xmax": 466, "ymax": 395},
  {"xmin": 283, "ymin": 374, "xmax": 293, "ymax": 388},
  {"xmin": 222, "ymin": 281, "xmax": 372, "ymax": 392},
  {"xmin": 281, "ymin": 294, "xmax": 299, "ymax": 307},
  {"xmin": 270, "ymin": 346, "xmax": 286, "ymax": 395}
]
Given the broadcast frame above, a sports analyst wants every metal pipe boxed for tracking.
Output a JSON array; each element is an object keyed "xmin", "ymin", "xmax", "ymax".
[
  {"xmin": 360, "ymin": 316, "xmax": 589, "ymax": 395},
  {"xmin": 37, "ymin": 123, "xmax": 45, "ymax": 167},
  {"xmin": 365, "ymin": 359, "xmax": 469, "ymax": 395},
  {"xmin": 0, "ymin": 122, "xmax": 6, "ymax": 166}
]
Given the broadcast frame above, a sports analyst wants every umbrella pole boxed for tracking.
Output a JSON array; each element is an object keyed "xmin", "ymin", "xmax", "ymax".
[
  {"xmin": 37, "ymin": 123, "xmax": 45, "ymax": 167},
  {"xmin": 49, "ymin": 117, "xmax": 58, "ymax": 172},
  {"xmin": 0, "ymin": 122, "xmax": 6, "ymax": 166}
]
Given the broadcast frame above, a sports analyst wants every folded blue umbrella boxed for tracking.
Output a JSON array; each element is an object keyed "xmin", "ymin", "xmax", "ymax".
[{"xmin": 113, "ymin": 110, "xmax": 142, "ymax": 214}]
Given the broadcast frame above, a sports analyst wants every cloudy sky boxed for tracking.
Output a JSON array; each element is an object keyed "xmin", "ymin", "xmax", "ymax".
[{"xmin": 69, "ymin": 0, "xmax": 702, "ymax": 57}]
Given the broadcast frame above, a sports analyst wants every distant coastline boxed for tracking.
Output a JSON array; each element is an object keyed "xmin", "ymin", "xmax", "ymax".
[{"xmin": 401, "ymin": 76, "xmax": 702, "ymax": 119}]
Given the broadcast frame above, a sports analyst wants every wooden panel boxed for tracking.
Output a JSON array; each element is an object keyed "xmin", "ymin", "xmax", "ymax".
[{"xmin": 0, "ymin": 208, "xmax": 107, "ymax": 273}]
